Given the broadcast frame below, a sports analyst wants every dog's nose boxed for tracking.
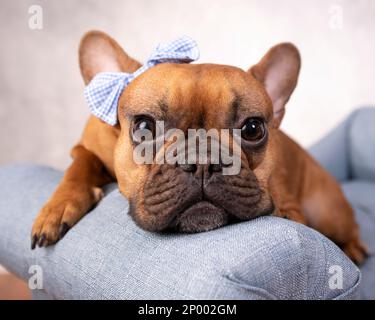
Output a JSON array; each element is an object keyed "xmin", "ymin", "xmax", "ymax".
[
  {"xmin": 178, "ymin": 164, "xmax": 197, "ymax": 173},
  {"xmin": 178, "ymin": 163, "xmax": 222, "ymax": 178}
]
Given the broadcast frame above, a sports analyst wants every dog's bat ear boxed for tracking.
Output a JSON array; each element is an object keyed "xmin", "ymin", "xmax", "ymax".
[
  {"xmin": 79, "ymin": 30, "xmax": 142, "ymax": 84},
  {"xmin": 249, "ymin": 43, "xmax": 301, "ymax": 128}
]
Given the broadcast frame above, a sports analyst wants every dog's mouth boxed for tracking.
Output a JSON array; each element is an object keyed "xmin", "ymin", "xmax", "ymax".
[
  {"xmin": 136, "ymin": 164, "xmax": 275, "ymax": 233},
  {"xmin": 171, "ymin": 201, "xmax": 229, "ymax": 233}
]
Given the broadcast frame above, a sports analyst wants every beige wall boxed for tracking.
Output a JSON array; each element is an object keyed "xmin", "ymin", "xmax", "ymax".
[{"xmin": 0, "ymin": 0, "xmax": 374, "ymax": 170}]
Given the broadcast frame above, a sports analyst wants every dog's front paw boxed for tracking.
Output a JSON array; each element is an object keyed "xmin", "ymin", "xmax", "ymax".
[{"xmin": 31, "ymin": 186, "xmax": 103, "ymax": 249}]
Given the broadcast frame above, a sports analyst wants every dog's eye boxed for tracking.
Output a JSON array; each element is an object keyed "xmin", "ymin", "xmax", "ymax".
[
  {"xmin": 241, "ymin": 118, "xmax": 266, "ymax": 142},
  {"xmin": 132, "ymin": 116, "xmax": 156, "ymax": 143}
]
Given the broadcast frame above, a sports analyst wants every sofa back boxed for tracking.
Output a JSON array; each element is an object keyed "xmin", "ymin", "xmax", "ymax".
[{"xmin": 349, "ymin": 107, "xmax": 375, "ymax": 181}]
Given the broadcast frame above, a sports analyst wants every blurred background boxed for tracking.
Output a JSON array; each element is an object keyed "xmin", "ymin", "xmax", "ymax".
[{"xmin": 0, "ymin": 0, "xmax": 375, "ymax": 169}]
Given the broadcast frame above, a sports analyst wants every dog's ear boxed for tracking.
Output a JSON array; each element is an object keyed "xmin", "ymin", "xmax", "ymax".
[
  {"xmin": 249, "ymin": 43, "xmax": 301, "ymax": 127},
  {"xmin": 79, "ymin": 30, "xmax": 142, "ymax": 84}
]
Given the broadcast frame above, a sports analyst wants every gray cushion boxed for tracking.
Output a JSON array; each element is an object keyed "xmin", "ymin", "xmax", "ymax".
[
  {"xmin": 310, "ymin": 107, "xmax": 375, "ymax": 183},
  {"xmin": 342, "ymin": 181, "xmax": 375, "ymax": 300},
  {"xmin": 310, "ymin": 106, "xmax": 375, "ymax": 299},
  {"xmin": 349, "ymin": 107, "xmax": 375, "ymax": 181},
  {"xmin": 0, "ymin": 164, "xmax": 360, "ymax": 300},
  {"xmin": 309, "ymin": 115, "xmax": 351, "ymax": 182}
]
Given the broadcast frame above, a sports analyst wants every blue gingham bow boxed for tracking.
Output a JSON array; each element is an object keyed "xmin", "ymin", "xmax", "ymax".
[{"xmin": 84, "ymin": 36, "xmax": 199, "ymax": 126}]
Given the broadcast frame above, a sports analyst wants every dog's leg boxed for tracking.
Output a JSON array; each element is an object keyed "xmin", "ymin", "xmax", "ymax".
[
  {"xmin": 270, "ymin": 180, "xmax": 308, "ymax": 225},
  {"xmin": 280, "ymin": 200, "xmax": 367, "ymax": 264},
  {"xmin": 277, "ymin": 204, "xmax": 307, "ymax": 225},
  {"xmin": 31, "ymin": 145, "xmax": 113, "ymax": 249},
  {"xmin": 341, "ymin": 226, "xmax": 368, "ymax": 264},
  {"xmin": 304, "ymin": 201, "xmax": 368, "ymax": 264},
  {"xmin": 301, "ymin": 173, "xmax": 368, "ymax": 264}
]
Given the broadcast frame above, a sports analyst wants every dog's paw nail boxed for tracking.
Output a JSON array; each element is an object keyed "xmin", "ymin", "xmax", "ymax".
[
  {"xmin": 31, "ymin": 235, "xmax": 37, "ymax": 250},
  {"xmin": 59, "ymin": 223, "xmax": 70, "ymax": 239},
  {"xmin": 37, "ymin": 234, "xmax": 46, "ymax": 247}
]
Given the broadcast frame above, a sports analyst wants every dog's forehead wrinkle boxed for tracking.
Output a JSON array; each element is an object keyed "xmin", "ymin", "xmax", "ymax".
[
  {"xmin": 123, "ymin": 62, "xmax": 272, "ymax": 128},
  {"xmin": 123, "ymin": 103, "xmax": 165, "ymax": 120},
  {"xmin": 225, "ymin": 89, "xmax": 243, "ymax": 125},
  {"xmin": 157, "ymin": 97, "xmax": 169, "ymax": 117}
]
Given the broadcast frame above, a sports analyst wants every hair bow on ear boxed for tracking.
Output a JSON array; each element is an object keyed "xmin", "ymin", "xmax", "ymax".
[{"xmin": 84, "ymin": 36, "xmax": 200, "ymax": 126}]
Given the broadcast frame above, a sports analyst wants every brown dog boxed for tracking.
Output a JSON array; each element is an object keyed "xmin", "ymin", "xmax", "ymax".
[{"xmin": 31, "ymin": 31, "xmax": 367, "ymax": 263}]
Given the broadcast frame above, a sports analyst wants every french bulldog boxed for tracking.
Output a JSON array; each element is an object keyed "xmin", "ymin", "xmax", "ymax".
[{"xmin": 31, "ymin": 31, "xmax": 367, "ymax": 263}]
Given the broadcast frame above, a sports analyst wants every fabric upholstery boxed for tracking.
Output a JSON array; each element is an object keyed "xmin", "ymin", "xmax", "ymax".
[
  {"xmin": 2, "ymin": 107, "xmax": 375, "ymax": 300},
  {"xmin": 348, "ymin": 107, "xmax": 375, "ymax": 181},
  {"xmin": 310, "ymin": 107, "xmax": 375, "ymax": 299},
  {"xmin": 0, "ymin": 164, "xmax": 361, "ymax": 300}
]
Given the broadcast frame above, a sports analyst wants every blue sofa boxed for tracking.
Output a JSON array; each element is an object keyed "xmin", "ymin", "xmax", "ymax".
[{"xmin": 0, "ymin": 107, "xmax": 374, "ymax": 300}]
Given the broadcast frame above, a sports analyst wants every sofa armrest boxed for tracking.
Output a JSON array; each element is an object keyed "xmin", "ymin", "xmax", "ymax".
[
  {"xmin": 347, "ymin": 107, "xmax": 375, "ymax": 181},
  {"xmin": 309, "ymin": 107, "xmax": 375, "ymax": 182},
  {"xmin": 309, "ymin": 115, "xmax": 352, "ymax": 182},
  {"xmin": 0, "ymin": 165, "xmax": 361, "ymax": 300}
]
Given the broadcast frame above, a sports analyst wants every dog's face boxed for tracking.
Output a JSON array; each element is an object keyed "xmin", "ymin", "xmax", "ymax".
[{"xmin": 79, "ymin": 31, "xmax": 301, "ymax": 233}]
